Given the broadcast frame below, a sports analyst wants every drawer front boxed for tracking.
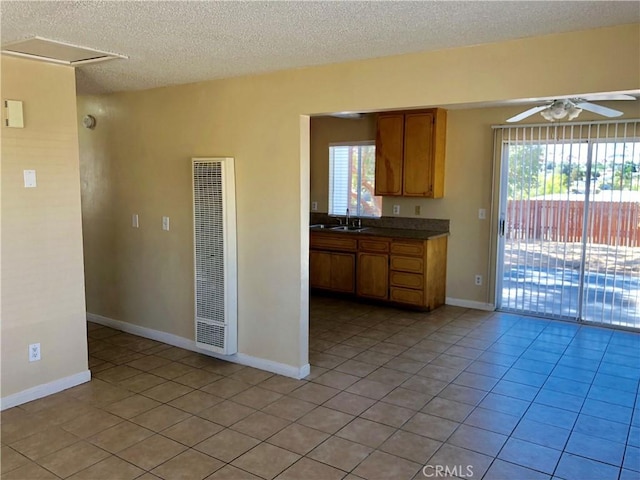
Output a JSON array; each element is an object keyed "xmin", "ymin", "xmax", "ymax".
[
  {"xmin": 390, "ymin": 271, "xmax": 423, "ymax": 289},
  {"xmin": 390, "ymin": 287, "xmax": 424, "ymax": 306},
  {"xmin": 390, "ymin": 255, "xmax": 423, "ymax": 273},
  {"xmin": 390, "ymin": 241, "xmax": 424, "ymax": 257},
  {"xmin": 358, "ymin": 238, "xmax": 390, "ymax": 253},
  {"xmin": 311, "ymin": 234, "xmax": 357, "ymax": 252}
]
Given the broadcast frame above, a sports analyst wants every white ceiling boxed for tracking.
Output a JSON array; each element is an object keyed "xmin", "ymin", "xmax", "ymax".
[{"xmin": 2, "ymin": 1, "xmax": 639, "ymax": 95}]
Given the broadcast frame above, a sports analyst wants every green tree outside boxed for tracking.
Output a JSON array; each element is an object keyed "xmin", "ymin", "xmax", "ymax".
[{"xmin": 507, "ymin": 145, "xmax": 543, "ymax": 200}]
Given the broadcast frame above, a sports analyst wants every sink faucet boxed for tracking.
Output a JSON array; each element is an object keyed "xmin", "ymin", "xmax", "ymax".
[{"xmin": 346, "ymin": 208, "xmax": 350, "ymax": 227}]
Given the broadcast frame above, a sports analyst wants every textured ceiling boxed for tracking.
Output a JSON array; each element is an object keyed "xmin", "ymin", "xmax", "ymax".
[{"xmin": 2, "ymin": 1, "xmax": 639, "ymax": 95}]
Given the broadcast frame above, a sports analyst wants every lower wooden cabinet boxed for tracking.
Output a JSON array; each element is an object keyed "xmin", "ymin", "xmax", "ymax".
[
  {"xmin": 331, "ymin": 253, "xmax": 356, "ymax": 293},
  {"xmin": 310, "ymin": 250, "xmax": 331, "ymax": 289},
  {"xmin": 357, "ymin": 252, "xmax": 388, "ymax": 299},
  {"xmin": 310, "ymin": 231, "xmax": 447, "ymax": 311},
  {"xmin": 389, "ymin": 236, "xmax": 447, "ymax": 310},
  {"xmin": 310, "ymin": 250, "xmax": 355, "ymax": 293}
]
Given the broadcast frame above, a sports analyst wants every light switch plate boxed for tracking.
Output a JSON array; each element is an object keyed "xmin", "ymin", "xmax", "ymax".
[
  {"xmin": 23, "ymin": 170, "xmax": 36, "ymax": 188},
  {"xmin": 162, "ymin": 216, "xmax": 170, "ymax": 231},
  {"xmin": 5, "ymin": 100, "xmax": 24, "ymax": 128},
  {"xmin": 479, "ymin": 208, "xmax": 486, "ymax": 220}
]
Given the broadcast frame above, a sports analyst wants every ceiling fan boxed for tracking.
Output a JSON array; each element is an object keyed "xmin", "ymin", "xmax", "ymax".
[{"xmin": 506, "ymin": 94, "xmax": 636, "ymax": 123}]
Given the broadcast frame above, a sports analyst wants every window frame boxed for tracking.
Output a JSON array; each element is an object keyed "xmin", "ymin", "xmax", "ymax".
[{"xmin": 328, "ymin": 141, "xmax": 381, "ymax": 218}]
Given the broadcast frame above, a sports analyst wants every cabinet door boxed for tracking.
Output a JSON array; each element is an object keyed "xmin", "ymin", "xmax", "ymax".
[
  {"xmin": 309, "ymin": 250, "xmax": 332, "ymax": 289},
  {"xmin": 375, "ymin": 114, "xmax": 404, "ymax": 196},
  {"xmin": 403, "ymin": 112, "xmax": 435, "ymax": 197},
  {"xmin": 357, "ymin": 252, "xmax": 389, "ymax": 299},
  {"xmin": 331, "ymin": 253, "xmax": 355, "ymax": 293}
]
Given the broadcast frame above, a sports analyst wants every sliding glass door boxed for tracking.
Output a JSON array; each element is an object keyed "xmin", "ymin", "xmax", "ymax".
[{"xmin": 496, "ymin": 121, "xmax": 640, "ymax": 328}]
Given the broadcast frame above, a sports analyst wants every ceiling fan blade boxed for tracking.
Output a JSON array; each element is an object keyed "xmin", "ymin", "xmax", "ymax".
[
  {"xmin": 580, "ymin": 94, "xmax": 636, "ymax": 101},
  {"xmin": 575, "ymin": 101, "xmax": 624, "ymax": 118},
  {"xmin": 506, "ymin": 105, "xmax": 549, "ymax": 123}
]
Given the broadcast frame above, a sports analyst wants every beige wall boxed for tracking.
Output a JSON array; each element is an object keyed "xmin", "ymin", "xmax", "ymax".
[
  {"xmin": 1, "ymin": 56, "xmax": 88, "ymax": 400},
  {"xmin": 310, "ymin": 114, "xmax": 377, "ymax": 213},
  {"xmin": 78, "ymin": 97, "xmax": 117, "ymax": 319},
  {"xmin": 79, "ymin": 24, "xmax": 640, "ymax": 371}
]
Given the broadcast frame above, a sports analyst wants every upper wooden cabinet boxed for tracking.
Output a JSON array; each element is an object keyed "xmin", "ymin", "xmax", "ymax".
[
  {"xmin": 374, "ymin": 108, "xmax": 447, "ymax": 198},
  {"xmin": 374, "ymin": 114, "xmax": 405, "ymax": 196}
]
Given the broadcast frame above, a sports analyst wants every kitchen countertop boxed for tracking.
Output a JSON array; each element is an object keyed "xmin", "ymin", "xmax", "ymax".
[{"xmin": 310, "ymin": 225, "xmax": 449, "ymax": 240}]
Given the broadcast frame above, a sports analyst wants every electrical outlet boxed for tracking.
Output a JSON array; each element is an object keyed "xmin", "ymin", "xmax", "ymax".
[
  {"xmin": 393, "ymin": 205, "xmax": 400, "ymax": 215},
  {"xmin": 478, "ymin": 208, "xmax": 486, "ymax": 220},
  {"xmin": 162, "ymin": 216, "xmax": 170, "ymax": 231},
  {"xmin": 29, "ymin": 343, "xmax": 41, "ymax": 362},
  {"xmin": 415, "ymin": 205, "xmax": 421, "ymax": 215},
  {"xmin": 132, "ymin": 214, "xmax": 139, "ymax": 228},
  {"xmin": 475, "ymin": 275, "xmax": 483, "ymax": 286},
  {"xmin": 311, "ymin": 201, "xmax": 318, "ymax": 211}
]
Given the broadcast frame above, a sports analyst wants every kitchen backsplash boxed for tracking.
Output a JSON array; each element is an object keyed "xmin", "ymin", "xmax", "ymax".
[{"xmin": 310, "ymin": 213, "xmax": 449, "ymax": 232}]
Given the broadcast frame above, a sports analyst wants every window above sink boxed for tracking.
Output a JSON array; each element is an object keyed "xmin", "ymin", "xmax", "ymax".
[{"xmin": 329, "ymin": 142, "xmax": 382, "ymax": 218}]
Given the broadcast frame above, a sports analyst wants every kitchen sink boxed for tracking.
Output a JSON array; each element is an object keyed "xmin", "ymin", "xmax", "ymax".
[
  {"xmin": 330, "ymin": 225, "xmax": 369, "ymax": 232},
  {"xmin": 309, "ymin": 224, "xmax": 337, "ymax": 229},
  {"xmin": 310, "ymin": 224, "xmax": 368, "ymax": 232}
]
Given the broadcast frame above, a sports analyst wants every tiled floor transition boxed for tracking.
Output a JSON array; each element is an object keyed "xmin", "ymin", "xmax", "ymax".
[{"xmin": 1, "ymin": 295, "xmax": 639, "ymax": 479}]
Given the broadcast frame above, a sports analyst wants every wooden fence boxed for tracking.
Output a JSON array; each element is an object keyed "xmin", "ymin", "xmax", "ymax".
[{"xmin": 506, "ymin": 200, "xmax": 640, "ymax": 247}]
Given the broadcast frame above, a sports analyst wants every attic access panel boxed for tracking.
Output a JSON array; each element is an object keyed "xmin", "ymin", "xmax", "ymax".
[{"xmin": 1, "ymin": 37, "xmax": 127, "ymax": 65}]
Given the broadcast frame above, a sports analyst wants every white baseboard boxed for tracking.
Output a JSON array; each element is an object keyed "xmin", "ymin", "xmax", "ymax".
[
  {"xmin": 446, "ymin": 297, "xmax": 496, "ymax": 311},
  {"xmin": 88, "ymin": 313, "xmax": 195, "ymax": 350},
  {"xmin": 87, "ymin": 313, "xmax": 310, "ymax": 380},
  {"xmin": 1, "ymin": 370, "xmax": 91, "ymax": 411}
]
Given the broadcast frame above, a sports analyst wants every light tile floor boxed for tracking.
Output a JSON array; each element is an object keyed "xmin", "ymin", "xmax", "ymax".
[{"xmin": 1, "ymin": 295, "xmax": 639, "ymax": 479}]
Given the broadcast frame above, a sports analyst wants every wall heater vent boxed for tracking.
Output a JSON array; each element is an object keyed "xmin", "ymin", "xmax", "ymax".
[{"xmin": 192, "ymin": 157, "xmax": 237, "ymax": 355}]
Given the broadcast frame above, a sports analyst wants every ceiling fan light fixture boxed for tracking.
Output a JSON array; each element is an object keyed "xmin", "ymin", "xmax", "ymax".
[
  {"xmin": 540, "ymin": 100, "xmax": 582, "ymax": 122},
  {"xmin": 507, "ymin": 93, "xmax": 633, "ymax": 123},
  {"xmin": 567, "ymin": 105, "xmax": 582, "ymax": 120}
]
